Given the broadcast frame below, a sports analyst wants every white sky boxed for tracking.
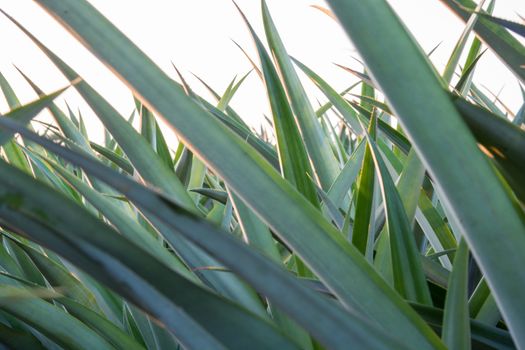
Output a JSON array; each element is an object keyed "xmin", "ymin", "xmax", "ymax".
[{"xmin": 0, "ymin": 0, "xmax": 523, "ymax": 144}]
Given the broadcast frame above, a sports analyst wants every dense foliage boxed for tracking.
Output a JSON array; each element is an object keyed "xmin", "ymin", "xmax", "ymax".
[{"xmin": 0, "ymin": 0, "xmax": 523, "ymax": 349}]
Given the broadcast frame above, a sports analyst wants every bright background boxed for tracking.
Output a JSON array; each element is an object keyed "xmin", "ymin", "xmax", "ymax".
[{"xmin": 0, "ymin": 0, "xmax": 523, "ymax": 144}]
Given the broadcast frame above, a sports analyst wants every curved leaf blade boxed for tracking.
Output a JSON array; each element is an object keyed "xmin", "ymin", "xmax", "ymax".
[
  {"xmin": 325, "ymin": 1, "xmax": 525, "ymax": 346},
  {"xmin": 28, "ymin": 2, "xmax": 445, "ymax": 348}
]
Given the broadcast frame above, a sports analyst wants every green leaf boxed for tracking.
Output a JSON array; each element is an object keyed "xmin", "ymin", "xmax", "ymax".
[
  {"xmin": 315, "ymin": 83, "xmax": 360, "ymax": 118},
  {"xmin": 0, "ymin": 156, "xmax": 298, "ymax": 350},
  {"xmin": 478, "ymin": 14, "xmax": 525, "ymax": 38},
  {"xmin": 126, "ymin": 304, "xmax": 179, "ymax": 350},
  {"xmin": 260, "ymin": 0, "xmax": 340, "ymax": 189},
  {"xmin": 28, "ymin": 2, "xmax": 445, "ymax": 348},
  {"xmin": 412, "ymin": 303, "xmax": 515, "ymax": 350},
  {"xmin": 301, "ymin": 278, "xmax": 514, "ymax": 349},
  {"xmin": 14, "ymin": 240, "xmax": 102, "ymax": 312},
  {"xmin": 227, "ymin": 189, "xmax": 314, "ymax": 350},
  {"xmin": 217, "ymin": 71, "xmax": 250, "ymax": 112},
  {"xmin": 57, "ymin": 298, "xmax": 146, "ymax": 350},
  {"xmin": 469, "ymin": 278, "xmax": 501, "ymax": 325},
  {"xmin": 512, "ymin": 86, "xmax": 525, "ymax": 126},
  {"xmin": 0, "ymin": 88, "xmax": 67, "ymax": 145},
  {"xmin": 442, "ymin": 0, "xmax": 486, "ymax": 84},
  {"xmin": 0, "ymin": 286, "xmax": 114, "ymax": 350},
  {"xmin": 2, "ymin": 238, "xmax": 46, "ymax": 287},
  {"xmin": 7, "ymin": 123, "xmax": 412, "ymax": 350},
  {"xmin": 0, "ymin": 72, "xmax": 21, "ymax": 109},
  {"xmin": 239, "ymin": 5, "xmax": 319, "ymax": 206},
  {"xmin": 326, "ymin": 139, "xmax": 365, "ymax": 209},
  {"xmin": 348, "ymin": 76, "xmax": 525, "ymax": 207},
  {"xmin": 454, "ymin": 1, "xmax": 493, "ymax": 96},
  {"xmin": 438, "ymin": 0, "xmax": 525, "ymax": 84},
  {"xmin": 361, "ymin": 120, "xmax": 432, "ymax": 305},
  {"xmin": 454, "ymin": 49, "xmax": 486, "ymax": 94},
  {"xmin": 201, "ymin": 99, "xmax": 280, "ymax": 169},
  {"xmin": 191, "ymin": 73, "xmax": 253, "ymax": 132},
  {"xmin": 47, "ymin": 160, "xmax": 194, "ymax": 279},
  {"xmin": 191, "ymin": 188, "xmax": 228, "ymax": 204},
  {"xmin": 0, "ymin": 10, "xmax": 195, "ymax": 211},
  {"xmin": 52, "ymin": 148, "xmax": 266, "ymax": 318},
  {"xmin": 442, "ymin": 239, "xmax": 471, "ymax": 350},
  {"xmin": 336, "ymin": 63, "xmax": 525, "ymax": 189},
  {"xmin": 135, "ymin": 99, "xmax": 174, "ymax": 170},
  {"xmin": 351, "ymin": 116, "xmax": 376, "ymax": 254},
  {"xmin": 452, "ymin": 96, "xmax": 525, "ymax": 204},
  {"xmin": 89, "ymin": 142, "xmax": 134, "ymax": 174},
  {"xmin": 6, "ymin": 13, "xmax": 268, "ymax": 314},
  {"xmin": 294, "ymin": 59, "xmax": 411, "ymax": 154},
  {"xmin": 376, "ymin": 140, "xmax": 457, "ymax": 269},
  {"xmin": 15, "ymin": 68, "xmax": 96, "ymax": 154},
  {"xmin": 0, "ymin": 323, "xmax": 45, "ymax": 350},
  {"xmin": 326, "ymin": 1, "xmax": 525, "ymax": 346},
  {"xmin": 396, "ymin": 150, "xmax": 426, "ymax": 227}
]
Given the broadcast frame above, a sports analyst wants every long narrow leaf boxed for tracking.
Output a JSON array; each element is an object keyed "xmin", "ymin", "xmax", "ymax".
[
  {"xmin": 28, "ymin": 2, "xmax": 446, "ymax": 348},
  {"xmin": 325, "ymin": 2, "xmax": 525, "ymax": 346},
  {"xmin": 0, "ymin": 119, "xmax": 410, "ymax": 350}
]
